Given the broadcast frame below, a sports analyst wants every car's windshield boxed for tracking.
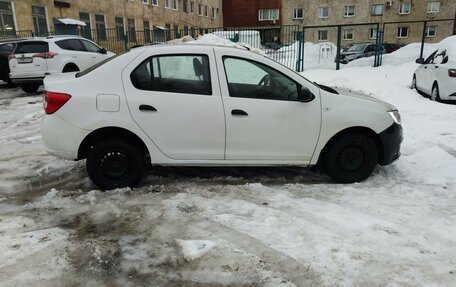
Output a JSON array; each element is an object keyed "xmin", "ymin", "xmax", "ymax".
[
  {"xmin": 76, "ymin": 53, "xmax": 122, "ymax": 78},
  {"xmin": 347, "ymin": 44, "xmax": 366, "ymax": 52}
]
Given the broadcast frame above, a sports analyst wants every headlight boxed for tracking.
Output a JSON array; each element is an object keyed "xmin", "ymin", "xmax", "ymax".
[{"xmin": 388, "ymin": 110, "xmax": 401, "ymax": 125}]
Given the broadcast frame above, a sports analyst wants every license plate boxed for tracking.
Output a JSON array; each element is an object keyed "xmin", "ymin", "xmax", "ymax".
[{"xmin": 17, "ymin": 57, "xmax": 33, "ymax": 64}]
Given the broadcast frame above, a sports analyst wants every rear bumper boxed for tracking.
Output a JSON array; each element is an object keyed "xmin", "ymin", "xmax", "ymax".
[
  {"xmin": 10, "ymin": 77, "xmax": 44, "ymax": 85},
  {"xmin": 41, "ymin": 114, "xmax": 90, "ymax": 160},
  {"xmin": 378, "ymin": 123, "xmax": 403, "ymax": 165}
]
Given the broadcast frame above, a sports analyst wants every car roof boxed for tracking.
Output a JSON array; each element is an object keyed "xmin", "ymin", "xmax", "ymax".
[
  {"xmin": 0, "ymin": 38, "xmax": 24, "ymax": 44},
  {"xmin": 18, "ymin": 35, "xmax": 84, "ymax": 43},
  {"xmin": 130, "ymin": 43, "xmax": 250, "ymax": 52}
]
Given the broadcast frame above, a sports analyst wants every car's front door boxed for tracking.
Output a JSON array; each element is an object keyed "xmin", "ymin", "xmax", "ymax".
[
  {"xmin": 216, "ymin": 54, "xmax": 321, "ymax": 162},
  {"xmin": 122, "ymin": 49, "xmax": 225, "ymax": 160},
  {"xmin": 416, "ymin": 50, "xmax": 437, "ymax": 93},
  {"xmin": 80, "ymin": 39, "xmax": 106, "ymax": 66}
]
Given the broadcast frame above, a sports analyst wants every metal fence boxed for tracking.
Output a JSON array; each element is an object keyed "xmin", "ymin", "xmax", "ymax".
[{"xmin": 1, "ymin": 19, "xmax": 455, "ymax": 72}]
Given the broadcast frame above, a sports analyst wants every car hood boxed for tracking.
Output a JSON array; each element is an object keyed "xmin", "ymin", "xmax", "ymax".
[{"xmin": 334, "ymin": 87, "xmax": 398, "ymax": 111}]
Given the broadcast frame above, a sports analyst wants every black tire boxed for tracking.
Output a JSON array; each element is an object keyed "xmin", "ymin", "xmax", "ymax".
[
  {"xmin": 324, "ymin": 134, "xmax": 378, "ymax": 183},
  {"xmin": 63, "ymin": 64, "xmax": 79, "ymax": 73},
  {"xmin": 86, "ymin": 140, "xmax": 145, "ymax": 190},
  {"xmin": 20, "ymin": 84, "xmax": 40, "ymax": 93},
  {"xmin": 431, "ymin": 83, "xmax": 441, "ymax": 102}
]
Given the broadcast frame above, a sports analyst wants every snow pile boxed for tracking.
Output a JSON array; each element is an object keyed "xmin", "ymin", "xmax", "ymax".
[
  {"xmin": 176, "ymin": 239, "xmax": 217, "ymax": 261},
  {"xmin": 397, "ymin": 146, "xmax": 456, "ymax": 186},
  {"xmin": 189, "ymin": 33, "xmax": 266, "ymax": 56},
  {"xmin": 436, "ymin": 35, "xmax": 456, "ymax": 59},
  {"xmin": 213, "ymin": 30, "xmax": 262, "ymax": 49}
]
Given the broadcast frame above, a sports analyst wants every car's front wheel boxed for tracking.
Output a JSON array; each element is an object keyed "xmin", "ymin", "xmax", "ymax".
[
  {"xmin": 431, "ymin": 83, "xmax": 441, "ymax": 102},
  {"xmin": 86, "ymin": 140, "xmax": 145, "ymax": 190},
  {"xmin": 324, "ymin": 134, "xmax": 378, "ymax": 183},
  {"xmin": 412, "ymin": 75, "xmax": 417, "ymax": 90}
]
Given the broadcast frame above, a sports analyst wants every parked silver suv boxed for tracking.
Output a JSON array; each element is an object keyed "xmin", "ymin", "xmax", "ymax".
[{"xmin": 338, "ymin": 43, "xmax": 385, "ymax": 64}]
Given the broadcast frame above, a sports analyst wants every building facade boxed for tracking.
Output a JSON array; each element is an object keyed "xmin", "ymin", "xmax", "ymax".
[
  {"xmin": 0, "ymin": 0, "xmax": 223, "ymax": 37},
  {"xmin": 223, "ymin": 0, "xmax": 455, "ymax": 45}
]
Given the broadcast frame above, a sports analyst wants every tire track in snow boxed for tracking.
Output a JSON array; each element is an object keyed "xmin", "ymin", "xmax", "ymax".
[{"xmin": 194, "ymin": 219, "xmax": 323, "ymax": 287}]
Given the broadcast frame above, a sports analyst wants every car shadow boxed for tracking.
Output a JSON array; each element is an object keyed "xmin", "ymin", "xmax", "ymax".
[{"xmin": 142, "ymin": 166, "xmax": 329, "ymax": 187}]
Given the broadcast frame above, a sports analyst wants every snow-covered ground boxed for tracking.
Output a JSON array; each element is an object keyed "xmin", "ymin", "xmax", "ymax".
[{"xmin": 1, "ymin": 38, "xmax": 456, "ymax": 286}]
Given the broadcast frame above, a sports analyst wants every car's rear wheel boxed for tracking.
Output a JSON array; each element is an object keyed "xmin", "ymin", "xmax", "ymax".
[
  {"xmin": 324, "ymin": 134, "xmax": 378, "ymax": 183},
  {"xmin": 86, "ymin": 140, "xmax": 145, "ymax": 190},
  {"xmin": 431, "ymin": 83, "xmax": 441, "ymax": 102},
  {"xmin": 20, "ymin": 84, "xmax": 40, "ymax": 93}
]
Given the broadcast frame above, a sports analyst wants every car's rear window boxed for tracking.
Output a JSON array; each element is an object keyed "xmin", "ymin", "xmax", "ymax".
[{"xmin": 15, "ymin": 41, "xmax": 49, "ymax": 54}]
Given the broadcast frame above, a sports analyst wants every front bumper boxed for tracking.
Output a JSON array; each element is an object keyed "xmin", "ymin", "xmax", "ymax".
[{"xmin": 378, "ymin": 123, "xmax": 403, "ymax": 165}]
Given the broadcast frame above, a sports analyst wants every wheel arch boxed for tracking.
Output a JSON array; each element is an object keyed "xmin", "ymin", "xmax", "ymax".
[
  {"xmin": 316, "ymin": 126, "xmax": 384, "ymax": 168},
  {"xmin": 78, "ymin": 126, "xmax": 149, "ymax": 160},
  {"xmin": 62, "ymin": 62, "xmax": 80, "ymax": 72}
]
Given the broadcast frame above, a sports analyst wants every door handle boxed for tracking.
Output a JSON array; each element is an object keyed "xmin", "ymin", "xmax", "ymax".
[
  {"xmin": 231, "ymin": 109, "xmax": 248, "ymax": 116},
  {"xmin": 435, "ymin": 66, "xmax": 439, "ymax": 68},
  {"xmin": 424, "ymin": 66, "xmax": 428, "ymax": 69},
  {"xmin": 139, "ymin": 104, "xmax": 157, "ymax": 112}
]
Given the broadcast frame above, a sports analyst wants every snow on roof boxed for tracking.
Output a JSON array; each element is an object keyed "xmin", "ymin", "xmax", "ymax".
[
  {"xmin": 57, "ymin": 18, "xmax": 86, "ymax": 26},
  {"xmin": 436, "ymin": 35, "xmax": 456, "ymax": 59}
]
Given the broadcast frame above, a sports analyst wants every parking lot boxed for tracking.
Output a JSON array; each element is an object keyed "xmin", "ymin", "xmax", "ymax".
[{"xmin": 1, "ymin": 40, "xmax": 456, "ymax": 287}]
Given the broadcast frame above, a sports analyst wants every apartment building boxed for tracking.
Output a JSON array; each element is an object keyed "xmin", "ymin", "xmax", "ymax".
[
  {"xmin": 223, "ymin": 0, "xmax": 455, "ymax": 45},
  {"xmin": 0, "ymin": 0, "xmax": 222, "ymax": 36}
]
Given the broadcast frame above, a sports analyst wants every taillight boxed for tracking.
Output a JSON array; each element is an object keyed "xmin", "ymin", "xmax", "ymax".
[
  {"xmin": 43, "ymin": 91, "xmax": 71, "ymax": 114},
  {"xmin": 33, "ymin": 52, "xmax": 59, "ymax": 59},
  {"xmin": 449, "ymin": 69, "xmax": 456, "ymax": 78},
  {"xmin": 8, "ymin": 54, "xmax": 15, "ymax": 61}
]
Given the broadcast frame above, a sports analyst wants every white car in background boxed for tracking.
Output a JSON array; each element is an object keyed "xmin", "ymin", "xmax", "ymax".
[
  {"xmin": 9, "ymin": 36, "xmax": 114, "ymax": 93},
  {"xmin": 41, "ymin": 44, "xmax": 403, "ymax": 190},
  {"xmin": 413, "ymin": 37, "xmax": 456, "ymax": 102}
]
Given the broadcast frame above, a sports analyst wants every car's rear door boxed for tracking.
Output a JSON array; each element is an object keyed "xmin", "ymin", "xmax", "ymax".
[
  {"xmin": 417, "ymin": 50, "xmax": 437, "ymax": 93},
  {"xmin": 122, "ymin": 46, "xmax": 225, "ymax": 160},
  {"xmin": 10, "ymin": 41, "xmax": 48, "ymax": 77}
]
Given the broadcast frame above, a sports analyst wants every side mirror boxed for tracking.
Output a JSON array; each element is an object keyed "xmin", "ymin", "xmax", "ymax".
[
  {"xmin": 298, "ymin": 86, "xmax": 315, "ymax": 103},
  {"xmin": 442, "ymin": 56, "xmax": 449, "ymax": 64},
  {"xmin": 415, "ymin": 58, "xmax": 424, "ymax": 64},
  {"xmin": 100, "ymin": 47, "xmax": 107, "ymax": 54}
]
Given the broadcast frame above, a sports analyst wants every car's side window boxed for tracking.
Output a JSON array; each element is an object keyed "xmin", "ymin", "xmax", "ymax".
[
  {"xmin": 365, "ymin": 45, "xmax": 375, "ymax": 53},
  {"xmin": 223, "ymin": 57, "xmax": 300, "ymax": 101},
  {"xmin": 424, "ymin": 50, "xmax": 438, "ymax": 64},
  {"xmin": 81, "ymin": 40, "xmax": 101, "ymax": 53},
  {"xmin": 130, "ymin": 54, "xmax": 212, "ymax": 95},
  {"xmin": 0, "ymin": 43, "xmax": 14, "ymax": 52},
  {"xmin": 65, "ymin": 39, "xmax": 85, "ymax": 51}
]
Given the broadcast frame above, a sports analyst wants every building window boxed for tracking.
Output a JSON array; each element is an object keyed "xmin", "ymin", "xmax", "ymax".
[
  {"xmin": 142, "ymin": 0, "xmax": 149, "ymax": 4},
  {"xmin": 144, "ymin": 20, "xmax": 151, "ymax": 42},
  {"xmin": 128, "ymin": 18, "xmax": 136, "ymax": 41},
  {"xmin": 293, "ymin": 8, "xmax": 303, "ymax": 19},
  {"xmin": 397, "ymin": 27, "xmax": 409, "ymax": 38},
  {"xmin": 183, "ymin": 0, "xmax": 187, "ymax": 12},
  {"xmin": 426, "ymin": 26, "xmax": 437, "ymax": 37},
  {"xmin": 95, "ymin": 14, "xmax": 106, "ymax": 40},
  {"xmin": 344, "ymin": 6, "xmax": 355, "ymax": 17},
  {"xmin": 165, "ymin": 0, "xmax": 170, "ymax": 8},
  {"xmin": 319, "ymin": 7, "xmax": 329, "ymax": 18},
  {"xmin": 318, "ymin": 30, "xmax": 328, "ymax": 41},
  {"xmin": 399, "ymin": 3, "xmax": 411, "ymax": 14},
  {"xmin": 172, "ymin": 0, "xmax": 178, "ymax": 10},
  {"xmin": 115, "ymin": 16, "xmax": 124, "ymax": 39},
  {"xmin": 343, "ymin": 29, "xmax": 354, "ymax": 40},
  {"xmin": 258, "ymin": 9, "xmax": 279, "ymax": 21},
  {"xmin": 151, "ymin": 0, "xmax": 158, "ymax": 6},
  {"xmin": 32, "ymin": 6, "xmax": 48, "ymax": 36},
  {"xmin": 79, "ymin": 12, "xmax": 91, "ymax": 39},
  {"xmin": 427, "ymin": 1, "xmax": 440, "ymax": 13},
  {"xmin": 0, "ymin": 1, "xmax": 15, "ymax": 34},
  {"xmin": 372, "ymin": 4, "xmax": 383, "ymax": 15},
  {"xmin": 369, "ymin": 28, "xmax": 379, "ymax": 39},
  {"xmin": 189, "ymin": 1, "xmax": 194, "ymax": 13},
  {"xmin": 212, "ymin": 7, "xmax": 217, "ymax": 19},
  {"xmin": 204, "ymin": 5, "xmax": 208, "ymax": 17},
  {"xmin": 198, "ymin": 3, "xmax": 202, "ymax": 15}
]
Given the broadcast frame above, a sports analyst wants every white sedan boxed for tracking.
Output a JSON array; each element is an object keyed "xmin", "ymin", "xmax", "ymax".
[
  {"xmin": 41, "ymin": 44, "xmax": 402, "ymax": 189},
  {"xmin": 413, "ymin": 45, "xmax": 456, "ymax": 102}
]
